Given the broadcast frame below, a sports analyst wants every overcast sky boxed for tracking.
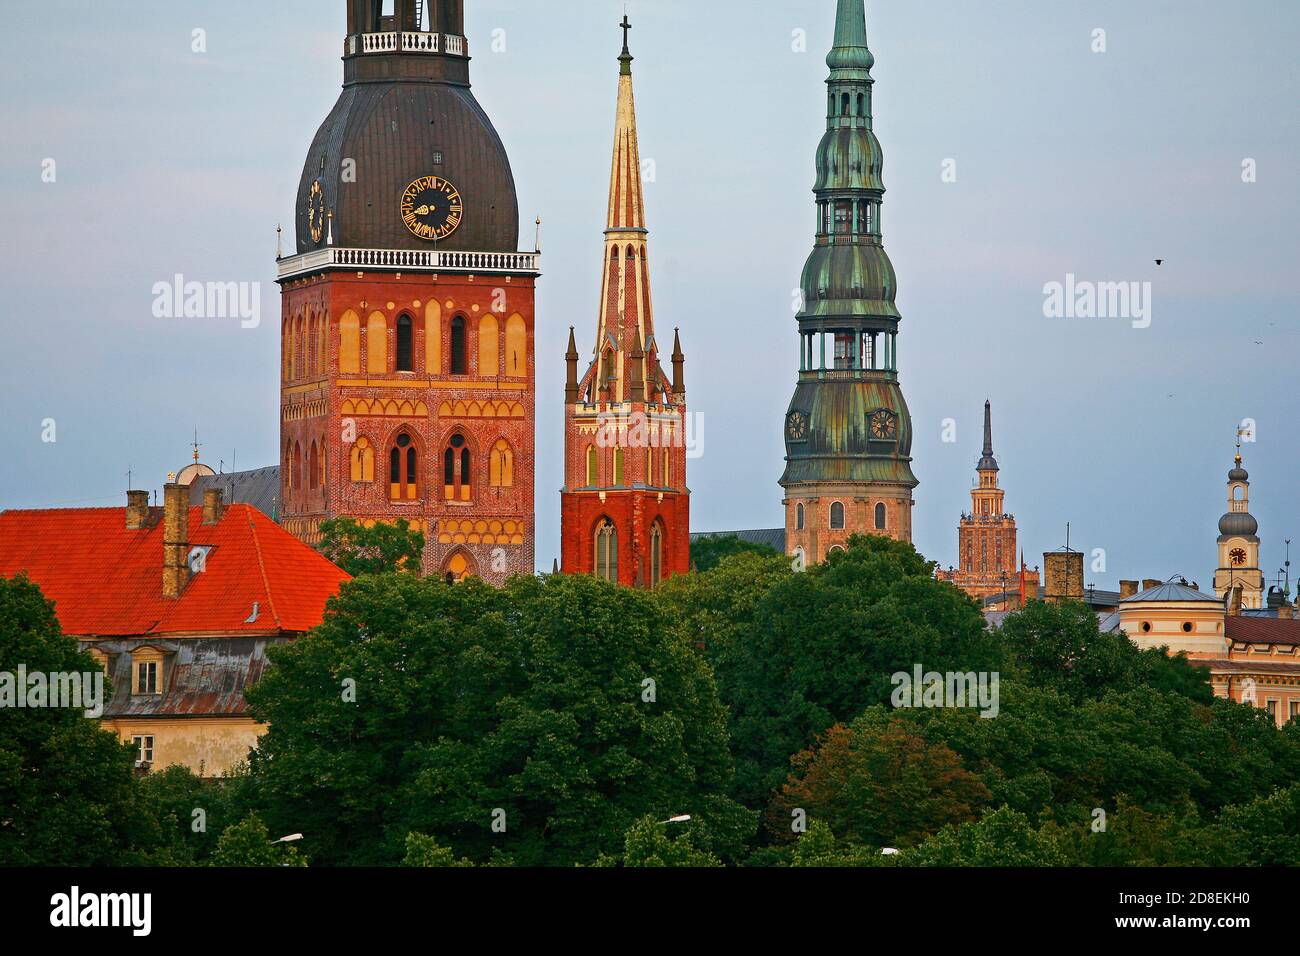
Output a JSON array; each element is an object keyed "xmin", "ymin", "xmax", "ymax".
[{"xmin": 2, "ymin": 0, "xmax": 1297, "ymax": 590}]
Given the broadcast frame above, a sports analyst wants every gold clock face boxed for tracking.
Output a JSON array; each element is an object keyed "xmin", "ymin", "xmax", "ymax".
[
  {"xmin": 307, "ymin": 180, "xmax": 326, "ymax": 244},
  {"xmin": 401, "ymin": 175, "xmax": 463, "ymax": 242},
  {"xmin": 870, "ymin": 409, "xmax": 898, "ymax": 440},
  {"xmin": 1230, "ymin": 547, "xmax": 1247, "ymax": 567},
  {"xmin": 786, "ymin": 410, "xmax": 809, "ymax": 442}
]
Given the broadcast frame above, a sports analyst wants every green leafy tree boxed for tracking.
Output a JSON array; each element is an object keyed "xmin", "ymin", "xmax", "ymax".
[
  {"xmin": 773, "ymin": 710, "xmax": 990, "ymax": 848},
  {"xmin": 702, "ymin": 534, "xmax": 1001, "ymax": 809},
  {"xmin": 403, "ymin": 832, "xmax": 474, "ymax": 867},
  {"xmin": 136, "ymin": 764, "xmax": 257, "ymax": 865},
  {"xmin": 315, "ymin": 517, "xmax": 422, "ymax": 576},
  {"xmin": 211, "ymin": 812, "xmax": 307, "ymax": 867},
  {"xmin": 594, "ymin": 815, "xmax": 722, "ymax": 867},
  {"xmin": 904, "ymin": 807, "xmax": 1071, "ymax": 867},
  {"xmin": 246, "ymin": 572, "xmax": 751, "ymax": 866},
  {"xmin": 1217, "ymin": 783, "xmax": 1300, "ymax": 866},
  {"xmin": 998, "ymin": 599, "xmax": 1213, "ymax": 704},
  {"xmin": 0, "ymin": 574, "xmax": 165, "ymax": 866},
  {"xmin": 790, "ymin": 820, "xmax": 888, "ymax": 867},
  {"xmin": 689, "ymin": 535, "xmax": 780, "ymax": 574}
]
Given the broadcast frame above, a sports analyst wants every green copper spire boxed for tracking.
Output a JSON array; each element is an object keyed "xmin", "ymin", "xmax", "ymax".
[
  {"xmin": 827, "ymin": 0, "xmax": 874, "ymax": 73},
  {"xmin": 780, "ymin": 0, "xmax": 917, "ymax": 534}
]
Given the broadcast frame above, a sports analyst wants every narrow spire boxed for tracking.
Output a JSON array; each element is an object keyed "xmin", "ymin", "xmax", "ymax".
[
  {"xmin": 607, "ymin": 21, "xmax": 645, "ymax": 231},
  {"xmin": 565, "ymin": 326, "xmax": 580, "ymax": 403},
  {"xmin": 827, "ymin": 0, "xmax": 874, "ymax": 73},
  {"xmin": 977, "ymin": 401, "xmax": 999, "ymax": 472},
  {"xmin": 671, "ymin": 327, "xmax": 685, "ymax": 395}
]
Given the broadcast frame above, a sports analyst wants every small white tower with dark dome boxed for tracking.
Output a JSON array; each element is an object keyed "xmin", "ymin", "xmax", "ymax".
[{"xmin": 1213, "ymin": 440, "xmax": 1264, "ymax": 609}]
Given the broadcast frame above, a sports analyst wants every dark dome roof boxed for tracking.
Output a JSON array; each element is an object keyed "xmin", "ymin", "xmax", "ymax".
[
  {"xmin": 295, "ymin": 81, "xmax": 519, "ymax": 254},
  {"xmin": 1219, "ymin": 511, "xmax": 1258, "ymax": 536},
  {"xmin": 1228, "ymin": 465, "xmax": 1249, "ymax": 482}
]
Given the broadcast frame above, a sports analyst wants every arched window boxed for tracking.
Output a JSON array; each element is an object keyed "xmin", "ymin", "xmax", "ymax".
[
  {"xmin": 594, "ymin": 519, "xmax": 618, "ymax": 582},
  {"xmin": 857, "ymin": 92, "xmax": 865, "ymax": 116},
  {"xmin": 489, "ymin": 439, "xmax": 513, "ymax": 487},
  {"xmin": 478, "ymin": 314, "xmax": 499, "ymax": 376},
  {"xmin": 293, "ymin": 442, "xmax": 303, "ymax": 493},
  {"xmin": 396, "ymin": 314, "xmax": 413, "ymax": 371},
  {"xmin": 425, "ymin": 301, "xmax": 442, "ymax": 373},
  {"xmin": 367, "ymin": 312, "xmax": 387, "ymax": 374},
  {"xmin": 505, "ymin": 314, "xmax": 527, "ymax": 376},
  {"xmin": 317, "ymin": 317, "xmax": 327, "ymax": 374},
  {"xmin": 796, "ymin": 503, "xmax": 805, "ymax": 531},
  {"xmin": 875, "ymin": 502, "xmax": 887, "ymax": 530},
  {"xmin": 650, "ymin": 522, "xmax": 664, "ymax": 589},
  {"xmin": 309, "ymin": 441, "xmax": 320, "ymax": 489},
  {"xmin": 443, "ymin": 433, "xmax": 471, "ymax": 501},
  {"xmin": 339, "ymin": 311, "xmax": 360, "ymax": 374},
  {"xmin": 450, "ymin": 316, "xmax": 467, "ymax": 374},
  {"xmin": 586, "ymin": 445, "xmax": 598, "ymax": 486},
  {"xmin": 350, "ymin": 438, "xmax": 374, "ymax": 482},
  {"xmin": 830, "ymin": 501, "xmax": 845, "ymax": 530},
  {"xmin": 614, "ymin": 448, "xmax": 625, "ymax": 486},
  {"xmin": 285, "ymin": 441, "xmax": 294, "ymax": 490},
  {"xmin": 841, "ymin": 92, "xmax": 850, "ymax": 115},
  {"xmin": 443, "ymin": 550, "xmax": 475, "ymax": 584},
  {"xmin": 646, "ymin": 448, "xmax": 655, "ymax": 486},
  {"xmin": 661, "ymin": 449, "xmax": 670, "ymax": 488},
  {"xmin": 389, "ymin": 432, "xmax": 418, "ymax": 500}
]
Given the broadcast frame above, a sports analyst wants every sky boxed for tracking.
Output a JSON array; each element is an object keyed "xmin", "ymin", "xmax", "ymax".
[{"xmin": 1, "ymin": 0, "xmax": 1297, "ymax": 591}]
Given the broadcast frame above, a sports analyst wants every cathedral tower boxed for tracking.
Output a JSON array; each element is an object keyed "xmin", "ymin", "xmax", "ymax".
[
  {"xmin": 1213, "ymin": 444, "xmax": 1264, "ymax": 609},
  {"xmin": 276, "ymin": 0, "xmax": 539, "ymax": 584},
  {"xmin": 781, "ymin": 0, "xmax": 917, "ymax": 566},
  {"xmin": 560, "ymin": 20, "xmax": 689, "ymax": 587}
]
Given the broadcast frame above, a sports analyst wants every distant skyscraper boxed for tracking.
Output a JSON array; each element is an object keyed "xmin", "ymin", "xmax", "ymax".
[
  {"xmin": 939, "ymin": 402, "xmax": 1038, "ymax": 604},
  {"xmin": 781, "ymin": 0, "xmax": 918, "ymax": 567}
]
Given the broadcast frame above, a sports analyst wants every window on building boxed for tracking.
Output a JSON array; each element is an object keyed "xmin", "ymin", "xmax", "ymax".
[
  {"xmin": 450, "ymin": 316, "xmax": 467, "ymax": 374},
  {"xmin": 339, "ymin": 311, "xmax": 360, "ymax": 374},
  {"xmin": 1182, "ymin": 621, "xmax": 1194, "ymax": 633},
  {"xmin": 389, "ymin": 432, "xmax": 418, "ymax": 500},
  {"xmin": 489, "ymin": 439, "xmax": 513, "ymax": 488},
  {"xmin": 614, "ymin": 448, "xmax": 625, "ymax": 486},
  {"xmin": 661, "ymin": 449, "xmax": 670, "ymax": 487},
  {"xmin": 444, "ymin": 433, "xmax": 471, "ymax": 501},
  {"xmin": 132, "ymin": 735, "xmax": 154, "ymax": 765},
  {"xmin": 830, "ymin": 501, "xmax": 845, "ymax": 530},
  {"xmin": 309, "ymin": 441, "xmax": 320, "ymax": 490},
  {"xmin": 351, "ymin": 438, "xmax": 374, "ymax": 482},
  {"xmin": 796, "ymin": 503, "xmax": 805, "ymax": 531},
  {"xmin": 834, "ymin": 202, "xmax": 851, "ymax": 235},
  {"xmin": 875, "ymin": 502, "xmax": 887, "ymax": 530},
  {"xmin": 650, "ymin": 523, "xmax": 663, "ymax": 589},
  {"xmin": 396, "ymin": 314, "xmax": 414, "ymax": 372},
  {"xmin": 134, "ymin": 658, "xmax": 160, "ymax": 696},
  {"xmin": 1290, "ymin": 700, "xmax": 1299, "ymax": 723},
  {"xmin": 366, "ymin": 312, "xmax": 387, "ymax": 374},
  {"xmin": 586, "ymin": 445, "xmax": 598, "ymax": 486},
  {"xmin": 595, "ymin": 519, "xmax": 618, "ymax": 582},
  {"xmin": 1266, "ymin": 699, "xmax": 1279, "ymax": 725}
]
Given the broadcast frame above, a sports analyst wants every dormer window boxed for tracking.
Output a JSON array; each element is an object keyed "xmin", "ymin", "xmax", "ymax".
[{"xmin": 132, "ymin": 648, "xmax": 164, "ymax": 696}]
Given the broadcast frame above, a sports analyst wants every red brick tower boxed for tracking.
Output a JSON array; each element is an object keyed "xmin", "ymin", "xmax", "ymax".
[
  {"xmin": 938, "ymin": 402, "xmax": 1039, "ymax": 605},
  {"xmin": 276, "ymin": 0, "xmax": 539, "ymax": 584},
  {"xmin": 560, "ymin": 20, "xmax": 689, "ymax": 587}
]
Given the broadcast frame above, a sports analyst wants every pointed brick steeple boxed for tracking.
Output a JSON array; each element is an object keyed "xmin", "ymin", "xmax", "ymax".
[{"xmin": 560, "ymin": 20, "xmax": 690, "ymax": 589}]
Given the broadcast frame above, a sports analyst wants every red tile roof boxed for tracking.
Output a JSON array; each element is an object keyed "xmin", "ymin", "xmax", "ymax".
[
  {"xmin": 1226, "ymin": 616, "xmax": 1300, "ymax": 647},
  {"xmin": 0, "ymin": 505, "xmax": 349, "ymax": 637}
]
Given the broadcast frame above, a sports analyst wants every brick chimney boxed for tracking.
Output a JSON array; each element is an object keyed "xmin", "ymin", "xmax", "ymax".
[
  {"xmin": 1142, "ymin": 578, "xmax": 1163, "ymax": 593},
  {"xmin": 1119, "ymin": 580, "xmax": 1139, "ymax": 600},
  {"xmin": 126, "ymin": 490, "xmax": 151, "ymax": 530},
  {"xmin": 202, "ymin": 488, "xmax": 225, "ymax": 526},
  {"xmin": 162, "ymin": 483, "xmax": 191, "ymax": 599}
]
